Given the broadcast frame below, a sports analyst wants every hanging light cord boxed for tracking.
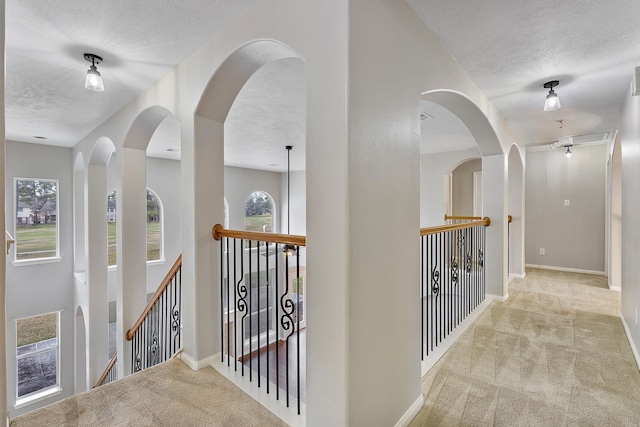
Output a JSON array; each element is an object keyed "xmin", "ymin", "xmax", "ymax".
[{"xmin": 286, "ymin": 145, "xmax": 292, "ymax": 235}]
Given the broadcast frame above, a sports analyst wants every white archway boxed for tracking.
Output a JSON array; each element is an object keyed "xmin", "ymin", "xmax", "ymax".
[
  {"xmin": 185, "ymin": 39, "xmax": 302, "ymax": 363},
  {"xmin": 421, "ymin": 89, "xmax": 508, "ymax": 298},
  {"xmin": 609, "ymin": 132, "xmax": 622, "ymax": 290}
]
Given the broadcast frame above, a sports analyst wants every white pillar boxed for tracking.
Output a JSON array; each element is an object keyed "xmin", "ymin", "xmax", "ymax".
[
  {"xmin": 0, "ymin": 0, "xmax": 7, "ymax": 421},
  {"xmin": 117, "ymin": 147, "xmax": 148, "ymax": 376},
  {"xmin": 86, "ymin": 164, "xmax": 109, "ymax": 386},
  {"xmin": 483, "ymin": 154, "xmax": 508, "ymax": 298}
]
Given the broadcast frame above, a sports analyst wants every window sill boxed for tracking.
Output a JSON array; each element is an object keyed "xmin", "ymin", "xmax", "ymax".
[
  {"xmin": 12, "ymin": 256, "xmax": 62, "ymax": 267},
  {"xmin": 146, "ymin": 259, "xmax": 166, "ymax": 267},
  {"xmin": 14, "ymin": 386, "xmax": 63, "ymax": 409}
]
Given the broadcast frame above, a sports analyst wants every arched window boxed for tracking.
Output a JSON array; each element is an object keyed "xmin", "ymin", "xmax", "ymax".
[
  {"xmin": 244, "ymin": 191, "xmax": 275, "ymax": 233},
  {"xmin": 107, "ymin": 189, "xmax": 117, "ymax": 266},
  {"xmin": 146, "ymin": 189, "xmax": 163, "ymax": 262}
]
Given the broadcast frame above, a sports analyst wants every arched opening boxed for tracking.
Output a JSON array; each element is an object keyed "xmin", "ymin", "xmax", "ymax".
[
  {"xmin": 507, "ymin": 144, "xmax": 525, "ymax": 280},
  {"xmin": 451, "ymin": 159, "xmax": 482, "ymax": 217},
  {"xmin": 118, "ymin": 106, "xmax": 180, "ymax": 376},
  {"xmin": 189, "ymin": 39, "xmax": 303, "ymax": 365},
  {"xmin": 610, "ymin": 132, "xmax": 622, "ymax": 290},
  {"xmin": 74, "ymin": 306, "xmax": 87, "ymax": 393},
  {"xmin": 420, "ymin": 90, "xmax": 507, "ymax": 299}
]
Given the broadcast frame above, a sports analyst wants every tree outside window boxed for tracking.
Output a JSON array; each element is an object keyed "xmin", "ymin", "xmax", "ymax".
[
  {"xmin": 244, "ymin": 191, "xmax": 274, "ymax": 233},
  {"xmin": 15, "ymin": 179, "xmax": 58, "ymax": 260}
]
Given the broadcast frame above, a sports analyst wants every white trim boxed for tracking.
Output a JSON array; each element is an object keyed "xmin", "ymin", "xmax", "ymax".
[
  {"xmin": 620, "ymin": 314, "xmax": 640, "ymax": 371},
  {"xmin": 487, "ymin": 293, "xmax": 509, "ymax": 303},
  {"xmin": 525, "ymin": 264, "xmax": 606, "ymax": 276},
  {"xmin": 12, "ymin": 256, "xmax": 62, "ymax": 267},
  {"xmin": 146, "ymin": 259, "xmax": 166, "ymax": 267},
  {"xmin": 211, "ymin": 360, "xmax": 305, "ymax": 427},
  {"xmin": 394, "ymin": 395, "xmax": 424, "ymax": 427},
  {"xmin": 14, "ymin": 386, "xmax": 63, "ymax": 410},
  {"xmin": 421, "ymin": 297, "xmax": 492, "ymax": 377},
  {"xmin": 178, "ymin": 351, "xmax": 219, "ymax": 371},
  {"xmin": 610, "ymin": 286, "xmax": 621, "ymax": 292}
]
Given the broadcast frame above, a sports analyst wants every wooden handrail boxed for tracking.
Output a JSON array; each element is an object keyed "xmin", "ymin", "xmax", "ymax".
[
  {"xmin": 93, "ymin": 352, "xmax": 117, "ymax": 388},
  {"xmin": 508, "ymin": 215, "xmax": 513, "ymax": 223},
  {"xmin": 421, "ymin": 217, "xmax": 491, "ymax": 236},
  {"xmin": 212, "ymin": 224, "xmax": 306, "ymax": 247},
  {"xmin": 444, "ymin": 214, "xmax": 483, "ymax": 221},
  {"xmin": 126, "ymin": 254, "xmax": 182, "ymax": 341}
]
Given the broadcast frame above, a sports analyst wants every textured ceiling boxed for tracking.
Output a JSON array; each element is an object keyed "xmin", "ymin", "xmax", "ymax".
[
  {"xmin": 8, "ymin": 1, "xmax": 640, "ymax": 170},
  {"xmin": 6, "ymin": 0, "xmax": 258, "ymax": 146},
  {"xmin": 406, "ymin": 0, "xmax": 640, "ymax": 147}
]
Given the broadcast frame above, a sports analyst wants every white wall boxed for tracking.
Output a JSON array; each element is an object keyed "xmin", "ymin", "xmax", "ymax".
[
  {"xmin": 525, "ymin": 144, "xmax": 606, "ymax": 272},
  {"xmin": 224, "ymin": 166, "xmax": 282, "ymax": 233},
  {"xmin": 420, "ymin": 148, "xmax": 480, "ymax": 226},
  {"xmin": 613, "ymin": 81, "xmax": 640, "ymax": 365},
  {"xmin": 4, "ymin": 141, "xmax": 75, "ymax": 416}
]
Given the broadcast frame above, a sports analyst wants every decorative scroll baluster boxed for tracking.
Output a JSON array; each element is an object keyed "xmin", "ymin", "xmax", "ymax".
[
  {"xmin": 420, "ymin": 218, "xmax": 490, "ymax": 360},
  {"xmin": 126, "ymin": 255, "xmax": 182, "ymax": 374},
  {"xmin": 213, "ymin": 225, "xmax": 305, "ymax": 415}
]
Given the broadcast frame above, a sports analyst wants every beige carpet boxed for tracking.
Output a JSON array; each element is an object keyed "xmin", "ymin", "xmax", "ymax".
[
  {"xmin": 11, "ymin": 358, "xmax": 287, "ymax": 426},
  {"xmin": 410, "ymin": 268, "xmax": 640, "ymax": 426}
]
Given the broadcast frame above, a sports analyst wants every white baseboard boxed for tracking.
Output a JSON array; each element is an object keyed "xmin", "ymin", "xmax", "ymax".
[
  {"xmin": 525, "ymin": 264, "xmax": 606, "ymax": 276},
  {"xmin": 179, "ymin": 351, "xmax": 220, "ymax": 371},
  {"xmin": 620, "ymin": 314, "xmax": 640, "ymax": 371},
  {"xmin": 610, "ymin": 286, "xmax": 621, "ymax": 292},
  {"xmin": 211, "ymin": 360, "xmax": 305, "ymax": 427},
  {"xmin": 421, "ymin": 297, "xmax": 492, "ymax": 377},
  {"xmin": 395, "ymin": 395, "xmax": 424, "ymax": 427},
  {"xmin": 488, "ymin": 293, "xmax": 509, "ymax": 303}
]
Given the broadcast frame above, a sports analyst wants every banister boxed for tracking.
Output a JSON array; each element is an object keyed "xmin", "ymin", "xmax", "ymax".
[
  {"xmin": 444, "ymin": 214, "xmax": 483, "ymax": 221},
  {"xmin": 212, "ymin": 224, "xmax": 306, "ymax": 247},
  {"xmin": 421, "ymin": 217, "xmax": 491, "ymax": 236},
  {"xmin": 508, "ymin": 215, "xmax": 512, "ymax": 223},
  {"xmin": 126, "ymin": 254, "xmax": 182, "ymax": 341},
  {"xmin": 93, "ymin": 352, "xmax": 117, "ymax": 388}
]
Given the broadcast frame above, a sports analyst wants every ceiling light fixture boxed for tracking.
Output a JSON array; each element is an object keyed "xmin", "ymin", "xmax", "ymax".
[
  {"xmin": 565, "ymin": 146, "xmax": 572, "ymax": 158},
  {"xmin": 543, "ymin": 80, "xmax": 560, "ymax": 111},
  {"xmin": 84, "ymin": 53, "xmax": 104, "ymax": 92}
]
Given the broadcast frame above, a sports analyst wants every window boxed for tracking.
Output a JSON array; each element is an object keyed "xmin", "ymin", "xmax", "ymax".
[
  {"xmin": 146, "ymin": 189, "xmax": 162, "ymax": 262},
  {"xmin": 244, "ymin": 191, "xmax": 274, "ymax": 233},
  {"xmin": 15, "ymin": 179, "xmax": 58, "ymax": 261},
  {"xmin": 16, "ymin": 312, "xmax": 60, "ymax": 401},
  {"xmin": 107, "ymin": 190, "xmax": 117, "ymax": 266}
]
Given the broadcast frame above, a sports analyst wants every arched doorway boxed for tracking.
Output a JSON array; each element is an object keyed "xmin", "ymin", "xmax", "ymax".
[{"xmin": 507, "ymin": 144, "xmax": 525, "ymax": 280}]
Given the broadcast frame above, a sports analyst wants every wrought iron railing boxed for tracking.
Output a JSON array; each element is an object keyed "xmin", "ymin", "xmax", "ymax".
[
  {"xmin": 212, "ymin": 224, "xmax": 305, "ymax": 415},
  {"xmin": 94, "ymin": 352, "xmax": 117, "ymax": 388},
  {"xmin": 421, "ymin": 217, "xmax": 490, "ymax": 359},
  {"xmin": 126, "ymin": 254, "xmax": 182, "ymax": 373}
]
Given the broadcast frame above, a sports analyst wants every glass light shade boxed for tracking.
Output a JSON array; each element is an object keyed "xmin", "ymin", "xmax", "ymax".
[
  {"xmin": 85, "ymin": 66, "xmax": 104, "ymax": 91},
  {"xmin": 544, "ymin": 89, "xmax": 560, "ymax": 111},
  {"xmin": 565, "ymin": 147, "xmax": 572, "ymax": 158}
]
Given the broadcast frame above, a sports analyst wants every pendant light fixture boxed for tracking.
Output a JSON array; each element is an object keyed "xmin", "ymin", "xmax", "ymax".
[
  {"xmin": 84, "ymin": 53, "xmax": 104, "ymax": 92},
  {"xmin": 565, "ymin": 146, "xmax": 572, "ymax": 158},
  {"xmin": 543, "ymin": 80, "xmax": 560, "ymax": 111}
]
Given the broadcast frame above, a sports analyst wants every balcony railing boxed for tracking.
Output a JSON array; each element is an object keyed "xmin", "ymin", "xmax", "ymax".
[
  {"xmin": 93, "ymin": 352, "xmax": 117, "ymax": 388},
  {"xmin": 126, "ymin": 254, "xmax": 182, "ymax": 373},
  {"xmin": 212, "ymin": 224, "xmax": 305, "ymax": 415},
  {"xmin": 421, "ymin": 217, "xmax": 490, "ymax": 359}
]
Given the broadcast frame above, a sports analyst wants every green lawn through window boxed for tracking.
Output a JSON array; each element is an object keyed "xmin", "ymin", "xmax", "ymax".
[{"xmin": 16, "ymin": 224, "xmax": 57, "ymax": 260}]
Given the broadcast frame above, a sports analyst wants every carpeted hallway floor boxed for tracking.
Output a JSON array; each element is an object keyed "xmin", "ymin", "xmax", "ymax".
[
  {"xmin": 409, "ymin": 268, "xmax": 640, "ymax": 426},
  {"xmin": 11, "ymin": 357, "xmax": 287, "ymax": 427}
]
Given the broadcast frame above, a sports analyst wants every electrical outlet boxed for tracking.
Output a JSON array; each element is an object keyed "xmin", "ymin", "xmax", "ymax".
[
  {"xmin": 539, "ymin": 248, "xmax": 545, "ymax": 255},
  {"xmin": 564, "ymin": 199, "xmax": 570, "ymax": 207}
]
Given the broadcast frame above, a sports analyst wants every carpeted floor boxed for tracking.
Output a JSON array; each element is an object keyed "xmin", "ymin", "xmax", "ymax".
[
  {"xmin": 11, "ymin": 357, "xmax": 287, "ymax": 427},
  {"xmin": 409, "ymin": 267, "xmax": 640, "ymax": 426}
]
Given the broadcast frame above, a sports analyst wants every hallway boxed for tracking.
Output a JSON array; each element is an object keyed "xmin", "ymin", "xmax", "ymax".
[{"xmin": 410, "ymin": 268, "xmax": 639, "ymax": 426}]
